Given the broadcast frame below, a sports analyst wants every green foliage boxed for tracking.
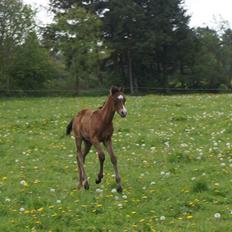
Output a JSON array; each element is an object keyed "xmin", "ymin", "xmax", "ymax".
[
  {"xmin": 0, "ymin": 0, "xmax": 35, "ymax": 90},
  {"xmin": 1, "ymin": 0, "xmax": 232, "ymax": 94},
  {"xmin": 11, "ymin": 32, "xmax": 58, "ymax": 90},
  {"xmin": 48, "ymin": 6, "xmax": 110, "ymax": 93},
  {"xmin": 0, "ymin": 0, "xmax": 62, "ymax": 94},
  {"xmin": 1, "ymin": 95, "xmax": 232, "ymax": 231}
]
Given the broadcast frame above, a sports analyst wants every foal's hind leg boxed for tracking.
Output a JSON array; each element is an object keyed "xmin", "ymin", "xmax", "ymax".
[
  {"xmin": 82, "ymin": 140, "xmax": 92, "ymax": 164},
  {"xmin": 105, "ymin": 139, "xmax": 123, "ymax": 193},
  {"xmin": 75, "ymin": 137, "xmax": 89, "ymax": 190},
  {"xmin": 93, "ymin": 142, "xmax": 105, "ymax": 184}
]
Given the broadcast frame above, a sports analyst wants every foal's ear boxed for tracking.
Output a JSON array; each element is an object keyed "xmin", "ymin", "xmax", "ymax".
[
  {"xmin": 119, "ymin": 87, "xmax": 124, "ymax": 92},
  {"xmin": 110, "ymin": 86, "xmax": 119, "ymax": 95}
]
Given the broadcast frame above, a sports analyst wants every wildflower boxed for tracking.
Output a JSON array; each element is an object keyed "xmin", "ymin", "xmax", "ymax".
[
  {"xmin": 24, "ymin": 210, "xmax": 30, "ymax": 214},
  {"xmin": 186, "ymin": 215, "xmax": 193, "ymax": 219},
  {"xmin": 37, "ymin": 207, "xmax": 44, "ymax": 213},
  {"xmin": 122, "ymin": 195, "xmax": 127, "ymax": 199},
  {"xmin": 150, "ymin": 181, "xmax": 156, "ymax": 185},
  {"xmin": 214, "ymin": 213, "xmax": 221, "ymax": 219},
  {"xmin": 111, "ymin": 188, "xmax": 117, "ymax": 193},
  {"xmin": 165, "ymin": 172, "xmax": 170, "ymax": 177},
  {"xmin": 96, "ymin": 188, "xmax": 103, "ymax": 193},
  {"xmin": 19, "ymin": 207, "xmax": 25, "ymax": 212},
  {"xmin": 56, "ymin": 200, "xmax": 61, "ymax": 204},
  {"xmin": 20, "ymin": 180, "xmax": 29, "ymax": 187},
  {"xmin": 50, "ymin": 188, "xmax": 55, "ymax": 192},
  {"xmin": 118, "ymin": 203, "xmax": 123, "ymax": 208},
  {"xmin": 160, "ymin": 216, "xmax": 166, "ymax": 221}
]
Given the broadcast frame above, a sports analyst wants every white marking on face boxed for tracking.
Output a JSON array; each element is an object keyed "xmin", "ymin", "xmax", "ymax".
[
  {"xmin": 122, "ymin": 105, "xmax": 127, "ymax": 114},
  {"xmin": 117, "ymin": 95, "xmax": 124, "ymax": 100}
]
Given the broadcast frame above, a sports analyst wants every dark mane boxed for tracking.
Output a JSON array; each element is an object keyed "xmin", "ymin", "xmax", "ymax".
[{"xmin": 98, "ymin": 101, "xmax": 105, "ymax": 109}]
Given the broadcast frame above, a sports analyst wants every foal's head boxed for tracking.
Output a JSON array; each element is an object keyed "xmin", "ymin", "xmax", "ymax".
[{"xmin": 110, "ymin": 86, "xmax": 127, "ymax": 118}]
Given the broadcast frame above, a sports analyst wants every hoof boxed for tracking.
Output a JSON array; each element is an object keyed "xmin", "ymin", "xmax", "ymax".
[
  {"xmin": 117, "ymin": 185, "xmax": 123, "ymax": 193},
  {"xmin": 95, "ymin": 178, "xmax": 101, "ymax": 184},
  {"xmin": 84, "ymin": 181, "xmax": 89, "ymax": 190},
  {"xmin": 96, "ymin": 175, "xmax": 103, "ymax": 184}
]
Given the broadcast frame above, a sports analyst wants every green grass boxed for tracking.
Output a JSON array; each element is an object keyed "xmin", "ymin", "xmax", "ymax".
[{"xmin": 1, "ymin": 94, "xmax": 232, "ymax": 231}]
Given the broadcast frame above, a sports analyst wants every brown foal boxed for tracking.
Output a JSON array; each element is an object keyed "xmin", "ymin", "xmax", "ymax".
[{"xmin": 66, "ymin": 86, "xmax": 127, "ymax": 193}]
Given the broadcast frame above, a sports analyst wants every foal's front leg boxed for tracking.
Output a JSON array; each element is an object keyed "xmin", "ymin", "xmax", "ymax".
[
  {"xmin": 75, "ymin": 138, "xmax": 89, "ymax": 190},
  {"xmin": 93, "ymin": 142, "xmax": 105, "ymax": 184},
  {"xmin": 105, "ymin": 139, "xmax": 123, "ymax": 193}
]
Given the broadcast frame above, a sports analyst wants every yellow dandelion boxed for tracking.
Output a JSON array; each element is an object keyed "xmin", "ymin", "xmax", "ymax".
[
  {"xmin": 31, "ymin": 209, "xmax": 36, "ymax": 214},
  {"xmin": 37, "ymin": 207, "xmax": 44, "ymax": 213},
  {"xmin": 33, "ymin": 180, "xmax": 40, "ymax": 184},
  {"xmin": 24, "ymin": 210, "xmax": 30, "ymax": 214},
  {"xmin": 186, "ymin": 215, "xmax": 193, "ymax": 219}
]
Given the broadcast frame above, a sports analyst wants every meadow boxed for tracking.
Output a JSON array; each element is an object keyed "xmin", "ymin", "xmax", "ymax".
[{"xmin": 1, "ymin": 94, "xmax": 232, "ymax": 232}]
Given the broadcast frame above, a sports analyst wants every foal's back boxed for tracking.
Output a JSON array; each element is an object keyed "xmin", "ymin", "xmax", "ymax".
[{"xmin": 73, "ymin": 108, "xmax": 112, "ymax": 142}]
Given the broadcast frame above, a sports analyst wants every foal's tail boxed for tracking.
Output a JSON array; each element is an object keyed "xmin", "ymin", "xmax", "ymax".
[{"xmin": 66, "ymin": 119, "xmax": 73, "ymax": 135}]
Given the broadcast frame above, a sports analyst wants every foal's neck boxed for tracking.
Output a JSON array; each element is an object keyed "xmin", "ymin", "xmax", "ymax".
[{"xmin": 101, "ymin": 96, "xmax": 115, "ymax": 124}]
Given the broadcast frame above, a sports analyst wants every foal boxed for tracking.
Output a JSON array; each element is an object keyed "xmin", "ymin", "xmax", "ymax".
[{"xmin": 66, "ymin": 86, "xmax": 127, "ymax": 193}]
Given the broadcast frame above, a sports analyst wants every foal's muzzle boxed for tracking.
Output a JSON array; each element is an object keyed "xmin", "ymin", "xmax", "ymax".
[
  {"xmin": 120, "ymin": 111, "xmax": 127, "ymax": 118},
  {"xmin": 119, "ymin": 106, "xmax": 127, "ymax": 118}
]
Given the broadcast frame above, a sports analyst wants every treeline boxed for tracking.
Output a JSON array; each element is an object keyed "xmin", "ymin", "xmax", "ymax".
[{"xmin": 1, "ymin": 0, "xmax": 232, "ymax": 95}]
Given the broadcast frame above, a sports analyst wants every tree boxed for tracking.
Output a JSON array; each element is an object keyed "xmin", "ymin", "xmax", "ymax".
[
  {"xmin": 95, "ymin": 0, "xmax": 191, "ymax": 92},
  {"xmin": 0, "ymin": 0, "xmax": 35, "ymax": 91},
  {"xmin": 220, "ymin": 28, "xmax": 232, "ymax": 88},
  {"xmin": 48, "ymin": 0, "xmax": 192, "ymax": 93},
  {"xmin": 11, "ymin": 32, "xmax": 58, "ymax": 91},
  {"xmin": 47, "ymin": 5, "xmax": 110, "ymax": 93},
  {"xmin": 189, "ymin": 27, "xmax": 224, "ymax": 88}
]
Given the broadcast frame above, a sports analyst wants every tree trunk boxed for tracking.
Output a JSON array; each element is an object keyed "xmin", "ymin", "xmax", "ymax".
[
  {"xmin": 75, "ymin": 74, "xmax": 80, "ymax": 95},
  {"xmin": 97, "ymin": 61, "xmax": 104, "ymax": 87},
  {"xmin": 128, "ymin": 50, "xmax": 134, "ymax": 94}
]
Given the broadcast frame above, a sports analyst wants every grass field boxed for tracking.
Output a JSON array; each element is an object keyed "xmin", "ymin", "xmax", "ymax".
[{"xmin": 1, "ymin": 94, "xmax": 232, "ymax": 231}]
